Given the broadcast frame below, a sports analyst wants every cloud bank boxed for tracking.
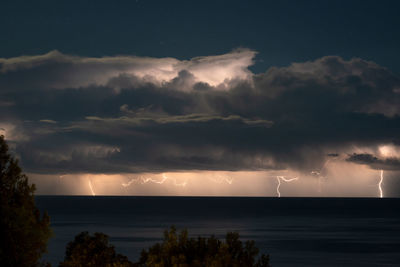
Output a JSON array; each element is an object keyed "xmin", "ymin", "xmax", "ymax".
[{"xmin": 1, "ymin": 49, "xmax": 400, "ymax": 195}]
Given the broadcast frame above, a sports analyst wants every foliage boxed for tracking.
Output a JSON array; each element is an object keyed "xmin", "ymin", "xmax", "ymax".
[
  {"xmin": 59, "ymin": 231, "xmax": 134, "ymax": 267},
  {"xmin": 137, "ymin": 226, "xmax": 271, "ymax": 267},
  {"xmin": 0, "ymin": 135, "xmax": 52, "ymax": 267}
]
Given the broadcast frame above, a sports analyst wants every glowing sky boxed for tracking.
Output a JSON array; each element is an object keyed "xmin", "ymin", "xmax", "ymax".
[{"xmin": 1, "ymin": 1, "xmax": 400, "ymax": 196}]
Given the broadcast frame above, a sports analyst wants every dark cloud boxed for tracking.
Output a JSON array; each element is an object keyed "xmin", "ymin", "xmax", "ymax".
[
  {"xmin": 327, "ymin": 153, "xmax": 339, "ymax": 157},
  {"xmin": 1, "ymin": 51, "xmax": 400, "ymax": 175},
  {"xmin": 347, "ymin": 153, "xmax": 400, "ymax": 170}
]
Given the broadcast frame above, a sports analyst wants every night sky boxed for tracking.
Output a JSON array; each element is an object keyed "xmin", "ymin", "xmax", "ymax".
[{"xmin": 1, "ymin": 0, "xmax": 400, "ymax": 196}]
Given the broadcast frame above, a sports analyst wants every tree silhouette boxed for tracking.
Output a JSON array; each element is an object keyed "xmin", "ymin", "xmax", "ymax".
[
  {"xmin": 137, "ymin": 226, "xmax": 271, "ymax": 267},
  {"xmin": 0, "ymin": 135, "xmax": 52, "ymax": 266},
  {"xmin": 59, "ymin": 231, "xmax": 134, "ymax": 267}
]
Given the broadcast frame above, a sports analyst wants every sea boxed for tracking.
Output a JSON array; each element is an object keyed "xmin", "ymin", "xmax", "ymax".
[{"xmin": 36, "ymin": 196, "xmax": 400, "ymax": 266}]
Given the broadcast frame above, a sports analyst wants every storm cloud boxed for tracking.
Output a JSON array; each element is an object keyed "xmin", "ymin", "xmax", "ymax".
[
  {"xmin": 1, "ymin": 50, "xmax": 400, "ymax": 175},
  {"xmin": 347, "ymin": 153, "xmax": 400, "ymax": 171}
]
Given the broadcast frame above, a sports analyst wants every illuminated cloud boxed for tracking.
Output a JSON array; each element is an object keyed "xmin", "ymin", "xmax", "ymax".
[{"xmin": 0, "ymin": 49, "xmax": 255, "ymax": 90}]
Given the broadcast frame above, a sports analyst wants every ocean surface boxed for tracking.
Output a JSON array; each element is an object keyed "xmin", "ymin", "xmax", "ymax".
[{"xmin": 36, "ymin": 196, "xmax": 400, "ymax": 266}]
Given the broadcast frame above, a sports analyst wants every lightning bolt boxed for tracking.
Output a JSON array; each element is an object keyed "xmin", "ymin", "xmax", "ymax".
[
  {"xmin": 276, "ymin": 176, "xmax": 299, "ymax": 197},
  {"xmin": 88, "ymin": 179, "xmax": 96, "ymax": 196},
  {"xmin": 208, "ymin": 174, "xmax": 233, "ymax": 184},
  {"xmin": 311, "ymin": 158, "xmax": 333, "ymax": 193},
  {"xmin": 378, "ymin": 170, "xmax": 384, "ymax": 198},
  {"xmin": 166, "ymin": 173, "xmax": 188, "ymax": 187},
  {"xmin": 122, "ymin": 173, "xmax": 188, "ymax": 188},
  {"xmin": 121, "ymin": 178, "xmax": 137, "ymax": 187}
]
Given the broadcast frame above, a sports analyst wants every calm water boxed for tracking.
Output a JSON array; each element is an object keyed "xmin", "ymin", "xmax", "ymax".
[{"xmin": 36, "ymin": 196, "xmax": 400, "ymax": 266}]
